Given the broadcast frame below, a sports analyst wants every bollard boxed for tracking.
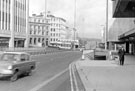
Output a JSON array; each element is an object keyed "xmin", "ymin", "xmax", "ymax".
[{"xmin": 81, "ymin": 54, "xmax": 85, "ymax": 60}]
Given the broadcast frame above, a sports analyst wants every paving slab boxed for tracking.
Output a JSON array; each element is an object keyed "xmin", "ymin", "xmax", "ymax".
[{"xmin": 76, "ymin": 55, "xmax": 135, "ymax": 91}]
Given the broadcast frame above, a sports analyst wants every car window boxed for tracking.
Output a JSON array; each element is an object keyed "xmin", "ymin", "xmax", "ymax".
[
  {"xmin": 25, "ymin": 55, "xmax": 30, "ymax": 61},
  {"xmin": 21, "ymin": 54, "xmax": 26, "ymax": 62},
  {"xmin": 1, "ymin": 53, "xmax": 20, "ymax": 61},
  {"xmin": 20, "ymin": 54, "xmax": 29, "ymax": 61}
]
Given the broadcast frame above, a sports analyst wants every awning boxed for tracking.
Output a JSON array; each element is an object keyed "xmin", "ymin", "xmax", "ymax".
[
  {"xmin": 119, "ymin": 28, "xmax": 135, "ymax": 39},
  {"xmin": 118, "ymin": 28, "xmax": 135, "ymax": 42}
]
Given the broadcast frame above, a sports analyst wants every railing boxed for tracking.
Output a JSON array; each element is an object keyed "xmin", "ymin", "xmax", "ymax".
[{"xmin": 0, "ymin": 47, "xmax": 73, "ymax": 55}]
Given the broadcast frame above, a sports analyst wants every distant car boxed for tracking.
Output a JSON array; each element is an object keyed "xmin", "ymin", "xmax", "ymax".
[{"xmin": 0, "ymin": 52, "xmax": 36, "ymax": 82}]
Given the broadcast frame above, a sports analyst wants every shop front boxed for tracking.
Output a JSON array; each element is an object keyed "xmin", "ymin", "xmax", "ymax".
[{"xmin": 119, "ymin": 29, "xmax": 135, "ymax": 54}]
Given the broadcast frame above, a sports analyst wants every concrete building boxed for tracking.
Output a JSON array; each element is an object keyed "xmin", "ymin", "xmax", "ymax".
[
  {"xmin": 29, "ymin": 14, "xmax": 49, "ymax": 47},
  {"xmin": 0, "ymin": 0, "xmax": 29, "ymax": 48},
  {"xmin": 109, "ymin": 0, "xmax": 135, "ymax": 54},
  {"xmin": 46, "ymin": 13, "xmax": 67, "ymax": 46}
]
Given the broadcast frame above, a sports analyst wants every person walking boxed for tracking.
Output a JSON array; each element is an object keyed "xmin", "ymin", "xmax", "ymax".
[{"xmin": 118, "ymin": 46, "xmax": 125, "ymax": 66}]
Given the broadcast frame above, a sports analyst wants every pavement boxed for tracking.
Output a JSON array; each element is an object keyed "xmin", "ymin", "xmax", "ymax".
[{"xmin": 73, "ymin": 50, "xmax": 135, "ymax": 91}]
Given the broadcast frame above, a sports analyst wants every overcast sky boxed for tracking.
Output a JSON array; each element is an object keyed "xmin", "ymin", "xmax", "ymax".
[{"xmin": 29, "ymin": 0, "xmax": 114, "ymax": 39}]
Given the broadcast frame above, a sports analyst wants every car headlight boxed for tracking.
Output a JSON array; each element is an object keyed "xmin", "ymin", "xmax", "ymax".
[{"xmin": 8, "ymin": 65, "xmax": 13, "ymax": 70}]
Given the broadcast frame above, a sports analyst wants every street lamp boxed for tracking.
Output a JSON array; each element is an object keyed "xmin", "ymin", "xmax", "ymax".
[
  {"xmin": 45, "ymin": 0, "xmax": 48, "ymax": 47},
  {"xmin": 101, "ymin": 25, "xmax": 105, "ymax": 43},
  {"xmin": 73, "ymin": 0, "xmax": 77, "ymax": 50},
  {"xmin": 105, "ymin": 0, "xmax": 109, "ymax": 50}
]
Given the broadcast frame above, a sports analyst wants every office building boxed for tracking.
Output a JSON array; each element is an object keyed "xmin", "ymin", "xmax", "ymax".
[
  {"xmin": 0, "ymin": 0, "xmax": 29, "ymax": 48},
  {"xmin": 109, "ymin": 0, "xmax": 135, "ymax": 54}
]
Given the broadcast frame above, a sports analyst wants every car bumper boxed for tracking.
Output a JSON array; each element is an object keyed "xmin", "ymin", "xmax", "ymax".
[
  {"xmin": 0, "ymin": 70, "xmax": 13, "ymax": 78},
  {"xmin": 0, "ymin": 74, "xmax": 12, "ymax": 78}
]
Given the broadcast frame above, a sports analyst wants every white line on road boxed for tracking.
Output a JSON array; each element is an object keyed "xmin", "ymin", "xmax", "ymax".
[
  {"xmin": 72, "ymin": 62, "xmax": 79, "ymax": 91},
  {"xmin": 30, "ymin": 68, "xmax": 68, "ymax": 91},
  {"xmin": 69, "ymin": 64, "xmax": 74, "ymax": 91}
]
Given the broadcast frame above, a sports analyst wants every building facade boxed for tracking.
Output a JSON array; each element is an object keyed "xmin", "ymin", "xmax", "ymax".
[
  {"xmin": 47, "ymin": 13, "xmax": 67, "ymax": 46},
  {"xmin": 0, "ymin": 0, "xmax": 29, "ymax": 48},
  {"xmin": 109, "ymin": 0, "xmax": 135, "ymax": 54},
  {"xmin": 29, "ymin": 14, "xmax": 49, "ymax": 47}
]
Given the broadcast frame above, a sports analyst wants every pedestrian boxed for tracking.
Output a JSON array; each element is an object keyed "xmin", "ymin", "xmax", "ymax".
[{"xmin": 118, "ymin": 46, "xmax": 125, "ymax": 66}]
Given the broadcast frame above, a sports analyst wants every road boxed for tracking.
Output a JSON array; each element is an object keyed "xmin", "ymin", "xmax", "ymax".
[{"xmin": 0, "ymin": 51, "xmax": 81, "ymax": 91}]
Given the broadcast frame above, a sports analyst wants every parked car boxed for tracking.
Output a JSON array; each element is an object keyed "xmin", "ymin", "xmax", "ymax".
[{"xmin": 0, "ymin": 52, "xmax": 36, "ymax": 82}]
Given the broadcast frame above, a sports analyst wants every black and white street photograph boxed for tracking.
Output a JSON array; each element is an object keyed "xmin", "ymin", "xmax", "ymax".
[{"xmin": 0, "ymin": 0, "xmax": 135, "ymax": 91}]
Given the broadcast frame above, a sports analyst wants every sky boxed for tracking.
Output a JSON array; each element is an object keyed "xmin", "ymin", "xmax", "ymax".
[{"xmin": 29, "ymin": 0, "xmax": 114, "ymax": 39}]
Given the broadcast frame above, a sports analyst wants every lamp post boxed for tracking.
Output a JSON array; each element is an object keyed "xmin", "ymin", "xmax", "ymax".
[
  {"xmin": 73, "ymin": 0, "xmax": 77, "ymax": 50},
  {"xmin": 101, "ymin": 25, "xmax": 105, "ymax": 43},
  {"xmin": 45, "ymin": 0, "xmax": 47, "ymax": 47},
  {"xmin": 105, "ymin": 0, "xmax": 108, "ymax": 50}
]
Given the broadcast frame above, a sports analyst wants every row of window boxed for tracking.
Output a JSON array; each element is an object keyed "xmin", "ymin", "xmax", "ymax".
[
  {"xmin": 14, "ymin": 16, "xmax": 26, "ymax": 26},
  {"xmin": 2, "ymin": 0, "xmax": 10, "ymax": 4},
  {"xmin": 0, "ymin": 0, "xmax": 11, "ymax": 30},
  {"xmin": 30, "ymin": 30, "xmax": 45, "ymax": 35},
  {"xmin": 30, "ymin": 25, "xmax": 49, "ymax": 30},
  {"xmin": 30, "ymin": 18, "xmax": 48, "ymax": 24},
  {"xmin": 15, "ymin": 0, "xmax": 26, "ymax": 11},
  {"xmin": 0, "ymin": 11, "xmax": 10, "ymax": 30},
  {"xmin": 49, "ymin": 23, "xmax": 61, "ymax": 27},
  {"xmin": 48, "ymin": 17, "xmax": 66, "ymax": 23},
  {"xmin": 50, "ymin": 33, "xmax": 60, "ymax": 37},
  {"xmin": 50, "ymin": 38, "xmax": 58, "ymax": 42},
  {"xmin": 29, "ymin": 37, "xmax": 45, "ymax": 44}
]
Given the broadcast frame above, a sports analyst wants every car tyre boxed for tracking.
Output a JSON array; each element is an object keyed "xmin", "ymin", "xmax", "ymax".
[
  {"xmin": 10, "ymin": 73, "xmax": 18, "ymax": 82},
  {"xmin": 27, "ymin": 70, "xmax": 32, "ymax": 76}
]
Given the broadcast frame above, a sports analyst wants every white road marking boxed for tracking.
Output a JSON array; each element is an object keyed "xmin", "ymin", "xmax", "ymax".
[
  {"xmin": 69, "ymin": 64, "xmax": 74, "ymax": 91},
  {"xmin": 30, "ymin": 68, "xmax": 68, "ymax": 91},
  {"xmin": 72, "ymin": 62, "xmax": 79, "ymax": 91}
]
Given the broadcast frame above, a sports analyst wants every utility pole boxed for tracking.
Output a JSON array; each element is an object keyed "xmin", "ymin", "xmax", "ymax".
[
  {"xmin": 105, "ymin": 0, "xmax": 108, "ymax": 50},
  {"xmin": 73, "ymin": 0, "xmax": 77, "ymax": 50},
  {"xmin": 45, "ymin": 0, "xmax": 47, "ymax": 47}
]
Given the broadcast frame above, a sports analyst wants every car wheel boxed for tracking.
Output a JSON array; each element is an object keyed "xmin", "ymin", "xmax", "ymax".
[
  {"xmin": 10, "ymin": 73, "xmax": 18, "ymax": 82},
  {"xmin": 26, "ymin": 70, "xmax": 32, "ymax": 76}
]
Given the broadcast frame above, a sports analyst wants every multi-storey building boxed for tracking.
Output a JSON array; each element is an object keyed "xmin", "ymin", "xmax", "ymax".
[
  {"xmin": 108, "ymin": 0, "xmax": 135, "ymax": 54},
  {"xmin": 47, "ymin": 13, "xmax": 67, "ymax": 46},
  {"xmin": 29, "ymin": 14, "xmax": 49, "ymax": 47},
  {"xmin": 0, "ymin": 0, "xmax": 29, "ymax": 48}
]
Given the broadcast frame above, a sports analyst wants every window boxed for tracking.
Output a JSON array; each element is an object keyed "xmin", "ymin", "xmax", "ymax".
[
  {"xmin": 42, "ymin": 38, "xmax": 44, "ymax": 42},
  {"xmin": 30, "ymin": 30, "xmax": 32, "ymax": 34},
  {"xmin": 21, "ymin": 54, "xmax": 26, "ymax": 61},
  {"xmin": 30, "ymin": 38, "xmax": 32, "ymax": 44},
  {"xmin": 21, "ymin": 54, "xmax": 29, "ymax": 61},
  {"xmin": 38, "ymin": 38, "xmax": 40, "ymax": 42},
  {"xmin": 25, "ymin": 55, "xmax": 29, "ymax": 60},
  {"xmin": 51, "ymin": 28, "xmax": 53, "ymax": 31},
  {"xmin": 34, "ymin": 38, "xmax": 36, "ymax": 44},
  {"xmin": 34, "ymin": 31, "xmax": 36, "ymax": 34}
]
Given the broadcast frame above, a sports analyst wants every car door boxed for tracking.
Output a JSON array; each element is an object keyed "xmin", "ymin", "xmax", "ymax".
[
  {"xmin": 24, "ymin": 54, "xmax": 32, "ymax": 71},
  {"xmin": 21, "ymin": 54, "xmax": 33, "ymax": 72},
  {"xmin": 20, "ymin": 54, "xmax": 29, "ymax": 73}
]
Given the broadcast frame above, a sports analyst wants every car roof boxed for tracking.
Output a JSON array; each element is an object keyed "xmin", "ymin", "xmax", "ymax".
[{"xmin": 3, "ymin": 51, "xmax": 30, "ymax": 55}]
